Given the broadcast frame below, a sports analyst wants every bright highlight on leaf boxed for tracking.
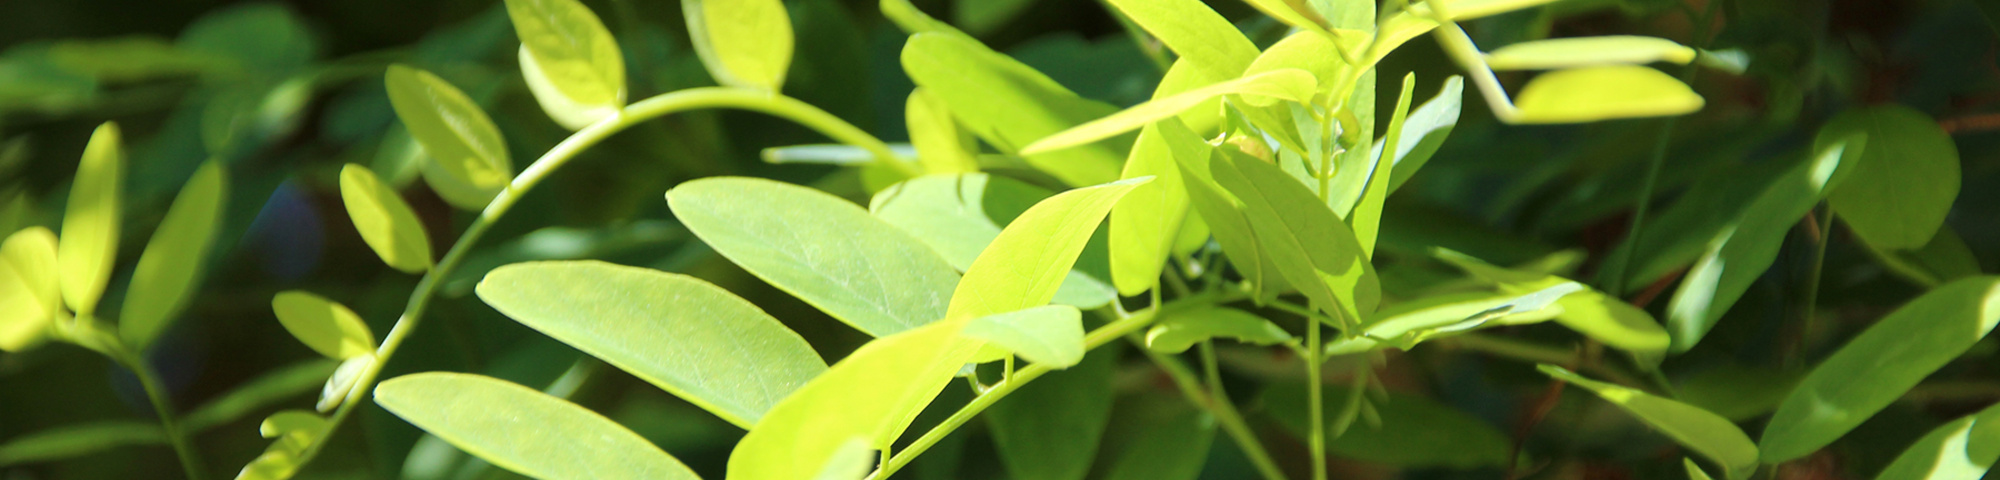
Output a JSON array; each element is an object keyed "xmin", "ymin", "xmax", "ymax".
[
  {"xmin": 384, "ymin": 65, "xmax": 512, "ymax": 205},
  {"xmin": 120, "ymin": 160, "xmax": 228, "ymax": 349},
  {"xmin": 339, "ymin": 164, "xmax": 433, "ymax": 274},
  {"xmin": 505, "ymin": 0, "xmax": 625, "ymax": 129},
  {"xmin": 1210, "ymin": 148, "xmax": 1380, "ymax": 325},
  {"xmin": 1023, "ymin": 69, "xmax": 1318, "ymax": 155},
  {"xmin": 946, "ymin": 176, "xmax": 1151, "ymax": 321},
  {"xmin": 1510, "ymin": 65, "xmax": 1703, "ymax": 124},
  {"xmin": 1101, "ymin": 0, "xmax": 1259, "ymax": 80},
  {"xmin": 270, "ymin": 291, "xmax": 375, "ymax": 360},
  {"xmin": 1540, "ymin": 365, "xmax": 1759, "ymax": 479},
  {"xmin": 1484, "ymin": 36, "xmax": 1697, "ymax": 70},
  {"xmin": 683, "ymin": 0, "xmax": 794, "ymax": 91},
  {"xmin": 901, "ymin": 32, "xmax": 1125, "ymax": 186},
  {"xmin": 962, "ymin": 305, "xmax": 1085, "ymax": 368},
  {"xmin": 1872, "ymin": 402, "xmax": 2000, "ymax": 480},
  {"xmin": 59, "ymin": 122, "xmax": 123, "ymax": 315},
  {"xmin": 870, "ymin": 173, "xmax": 1117, "ymax": 309},
  {"xmin": 0, "ymin": 227, "xmax": 61, "ymax": 352},
  {"xmin": 376, "ymin": 372, "xmax": 702, "ymax": 480}
]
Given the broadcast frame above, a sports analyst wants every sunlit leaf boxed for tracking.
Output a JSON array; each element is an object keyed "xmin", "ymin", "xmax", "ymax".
[
  {"xmin": 120, "ymin": 160, "xmax": 228, "ymax": 348},
  {"xmin": 1145, "ymin": 305, "xmax": 1292, "ymax": 353},
  {"xmin": 269, "ymin": 291, "xmax": 375, "ymax": 360},
  {"xmin": 906, "ymin": 88, "xmax": 978, "ymax": 174},
  {"xmin": 0, "ymin": 227, "xmax": 60, "ymax": 352},
  {"xmin": 1382, "ymin": 76, "xmax": 1463, "ymax": 195},
  {"xmin": 668, "ymin": 177, "xmax": 960, "ymax": 337},
  {"xmin": 901, "ymin": 32, "xmax": 1125, "ymax": 186},
  {"xmin": 1821, "ymin": 105, "xmax": 1961, "ymax": 249},
  {"xmin": 1434, "ymin": 250, "xmax": 1670, "ymax": 355},
  {"xmin": 1167, "ymin": 119, "xmax": 1288, "ymax": 300},
  {"xmin": 946, "ymin": 177, "xmax": 1150, "ymax": 321},
  {"xmin": 339, "ymin": 164, "xmax": 433, "ymax": 274},
  {"xmin": 1351, "ymin": 73, "xmax": 1417, "ymax": 258},
  {"xmin": 1267, "ymin": 382, "xmax": 1512, "ymax": 468},
  {"xmin": 1541, "ymin": 365, "xmax": 1758, "ymax": 479},
  {"xmin": 1322, "ymin": 283, "xmax": 1579, "ymax": 355},
  {"xmin": 59, "ymin": 122, "xmax": 123, "ymax": 315},
  {"xmin": 505, "ymin": 0, "xmax": 625, "ymax": 129},
  {"xmin": 377, "ymin": 372, "xmax": 701, "ymax": 479},
  {"xmin": 1873, "ymin": 402, "xmax": 2000, "ymax": 480},
  {"xmin": 1484, "ymin": 36, "xmax": 1697, "ymax": 70},
  {"xmin": 1101, "ymin": 0, "xmax": 1258, "ymax": 80},
  {"xmin": 683, "ymin": 0, "xmax": 792, "ymax": 91},
  {"xmin": 384, "ymin": 65, "xmax": 511, "ymax": 205},
  {"xmin": 962, "ymin": 305, "xmax": 1084, "ymax": 368},
  {"xmin": 477, "ymin": 260, "xmax": 828, "ymax": 428},
  {"xmin": 317, "ymin": 354, "xmax": 373, "ymax": 412},
  {"xmin": 1240, "ymin": 0, "xmax": 1333, "ymax": 33},
  {"xmin": 1688, "ymin": 458, "xmax": 1717, "ymax": 480},
  {"xmin": 1024, "ymin": 69, "xmax": 1316, "ymax": 155},
  {"xmin": 1761, "ymin": 277, "xmax": 2000, "ymax": 463},
  {"xmin": 1511, "ymin": 66, "xmax": 1703, "ymax": 124},
  {"xmin": 987, "ymin": 344, "xmax": 1117, "ymax": 480},
  {"xmin": 870, "ymin": 173, "xmax": 1118, "ymax": 309},
  {"xmin": 259, "ymin": 410, "xmax": 326, "ymax": 453},
  {"xmin": 1431, "ymin": 0, "xmax": 1563, "ymax": 20},
  {"xmin": 1210, "ymin": 148, "xmax": 1380, "ymax": 325}
]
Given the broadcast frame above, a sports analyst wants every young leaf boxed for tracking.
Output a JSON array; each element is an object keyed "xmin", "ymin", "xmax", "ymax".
[
  {"xmin": 946, "ymin": 177, "xmax": 1150, "ymax": 321},
  {"xmin": 869, "ymin": 173, "xmax": 1116, "ymax": 309},
  {"xmin": 1210, "ymin": 148, "xmax": 1381, "ymax": 324},
  {"xmin": 1540, "ymin": 365, "xmax": 1759, "ymax": 478},
  {"xmin": 682, "ymin": 0, "xmax": 792, "ymax": 91},
  {"xmin": 1243, "ymin": 30, "xmax": 1349, "ymax": 101},
  {"xmin": 1820, "ymin": 105, "xmax": 1960, "ymax": 249},
  {"xmin": 1667, "ymin": 140, "xmax": 1860, "ymax": 352},
  {"xmin": 120, "ymin": 160, "xmax": 228, "ymax": 348},
  {"xmin": 0, "ymin": 227, "xmax": 61, "ymax": 352},
  {"xmin": 1383, "ymin": 76, "xmax": 1463, "ymax": 195},
  {"xmin": 59, "ymin": 122, "xmax": 123, "ymax": 315},
  {"xmin": 906, "ymin": 88, "xmax": 978, "ymax": 174},
  {"xmin": 376, "ymin": 372, "xmax": 701, "ymax": 480},
  {"xmin": 667, "ymin": 177, "xmax": 960, "ymax": 337},
  {"xmin": 1023, "ymin": 69, "xmax": 1318, "ymax": 155},
  {"xmin": 901, "ymin": 32, "xmax": 1125, "ymax": 186},
  {"xmin": 962, "ymin": 305, "xmax": 1084, "ymax": 368},
  {"xmin": 1872, "ymin": 402, "xmax": 2000, "ymax": 480},
  {"xmin": 0, "ymin": 421, "xmax": 165, "ymax": 467},
  {"xmin": 1322, "ymin": 285, "xmax": 1578, "ymax": 355},
  {"xmin": 259, "ymin": 410, "xmax": 326, "ymax": 453},
  {"xmin": 476, "ymin": 260, "xmax": 828, "ymax": 428},
  {"xmin": 1484, "ymin": 36, "xmax": 1698, "ymax": 70},
  {"xmin": 384, "ymin": 65, "xmax": 511, "ymax": 204},
  {"xmin": 1511, "ymin": 66, "xmax": 1703, "ymax": 124},
  {"xmin": 1761, "ymin": 277, "xmax": 2000, "ymax": 463},
  {"xmin": 339, "ymin": 164, "xmax": 433, "ymax": 274},
  {"xmin": 504, "ymin": 0, "xmax": 625, "ymax": 129},
  {"xmin": 1145, "ymin": 306, "xmax": 1293, "ymax": 354},
  {"xmin": 270, "ymin": 291, "xmax": 374, "ymax": 360},
  {"xmin": 1266, "ymin": 382, "xmax": 1513, "ymax": 468},
  {"xmin": 318, "ymin": 354, "xmax": 373, "ymax": 412},
  {"xmin": 1099, "ymin": 407, "xmax": 1215, "ymax": 480},
  {"xmin": 1101, "ymin": 0, "xmax": 1259, "ymax": 80},
  {"xmin": 986, "ymin": 345, "xmax": 1117, "ymax": 480}
]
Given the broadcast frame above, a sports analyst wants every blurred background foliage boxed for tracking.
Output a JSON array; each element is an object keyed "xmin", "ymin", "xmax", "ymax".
[{"xmin": 1, "ymin": 0, "xmax": 1998, "ymax": 478}]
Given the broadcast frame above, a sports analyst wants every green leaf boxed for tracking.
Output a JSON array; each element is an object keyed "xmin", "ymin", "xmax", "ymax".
[
  {"xmin": 1108, "ymin": 122, "xmax": 1193, "ymax": 296},
  {"xmin": 185, "ymin": 360, "xmax": 342, "ymax": 432},
  {"xmin": 1323, "ymin": 284, "xmax": 1579, "ymax": 355},
  {"xmin": 0, "ymin": 227, "xmax": 61, "ymax": 352},
  {"xmin": 0, "ymin": 421, "xmax": 165, "ymax": 467},
  {"xmin": 1099, "ymin": 407, "xmax": 1215, "ymax": 480},
  {"xmin": 477, "ymin": 260, "xmax": 827, "ymax": 428},
  {"xmin": 986, "ymin": 344, "xmax": 1117, "ymax": 480},
  {"xmin": 1484, "ymin": 36, "xmax": 1697, "ymax": 70},
  {"xmin": 1821, "ymin": 105, "xmax": 1961, "ymax": 249},
  {"xmin": 1434, "ymin": 250, "xmax": 1670, "ymax": 355},
  {"xmin": 1024, "ymin": 69, "xmax": 1317, "ymax": 155},
  {"xmin": 1351, "ymin": 73, "xmax": 1418, "ymax": 258},
  {"xmin": 1167, "ymin": 119, "xmax": 1288, "ymax": 300},
  {"xmin": 1267, "ymin": 382, "xmax": 1513, "ymax": 468},
  {"xmin": 762, "ymin": 144, "xmax": 914, "ymax": 166},
  {"xmin": 1240, "ymin": 0, "xmax": 1334, "ymax": 33},
  {"xmin": 1145, "ymin": 305, "xmax": 1292, "ymax": 353},
  {"xmin": 1873, "ymin": 402, "xmax": 2000, "ymax": 480},
  {"xmin": 339, "ymin": 164, "xmax": 433, "ymax": 274},
  {"xmin": 119, "ymin": 160, "xmax": 228, "ymax": 348},
  {"xmin": 870, "ymin": 173, "xmax": 1117, "ymax": 309},
  {"xmin": 1243, "ymin": 30, "xmax": 1351, "ymax": 102},
  {"xmin": 1667, "ymin": 139, "xmax": 1860, "ymax": 352},
  {"xmin": 683, "ymin": 0, "xmax": 793, "ymax": 91},
  {"xmin": 1101, "ymin": 0, "xmax": 1259, "ymax": 80},
  {"xmin": 1383, "ymin": 76, "xmax": 1463, "ymax": 195},
  {"xmin": 946, "ymin": 177, "xmax": 1150, "ymax": 321},
  {"xmin": 269, "ymin": 291, "xmax": 375, "ymax": 360},
  {"xmin": 901, "ymin": 32, "xmax": 1125, "ymax": 186},
  {"xmin": 729, "ymin": 320, "xmax": 981, "ymax": 480},
  {"xmin": 259, "ymin": 410, "xmax": 327, "ymax": 453},
  {"xmin": 1761, "ymin": 277, "xmax": 2000, "ymax": 463},
  {"xmin": 377, "ymin": 372, "xmax": 700, "ymax": 480},
  {"xmin": 811, "ymin": 439, "xmax": 876, "ymax": 480},
  {"xmin": 1433, "ymin": 0, "xmax": 1564, "ymax": 20},
  {"xmin": 59, "ymin": 122, "xmax": 123, "ymax": 315},
  {"xmin": 1676, "ymin": 366, "xmax": 1800, "ymax": 422},
  {"xmin": 906, "ymin": 88, "xmax": 978, "ymax": 174},
  {"xmin": 667, "ymin": 177, "xmax": 960, "ymax": 337},
  {"xmin": 878, "ymin": 0, "xmax": 965, "ymax": 36},
  {"xmin": 1540, "ymin": 365, "xmax": 1759, "ymax": 479},
  {"xmin": 1863, "ymin": 225, "xmax": 1983, "ymax": 288},
  {"xmin": 1511, "ymin": 66, "xmax": 1704, "ymax": 124},
  {"xmin": 505, "ymin": 0, "xmax": 625, "ymax": 129},
  {"xmin": 318, "ymin": 354, "xmax": 373, "ymax": 412},
  {"xmin": 952, "ymin": 0, "xmax": 1037, "ymax": 34},
  {"xmin": 1210, "ymin": 148, "xmax": 1381, "ymax": 325},
  {"xmin": 1688, "ymin": 458, "xmax": 1718, "ymax": 480},
  {"xmin": 961, "ymin": 305, "xmax": 1084, "ymax": 368},
  {"xmin": 384, "ymin": 65, "xmax": 511, "ymax": 204}
]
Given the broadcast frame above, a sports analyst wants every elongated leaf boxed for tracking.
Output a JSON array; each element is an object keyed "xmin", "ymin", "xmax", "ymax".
[
  {"xmin": 1025, "ymin": 69, "xmax": 1317, "ymax": 155},
  {"xmin": 1267, "ymin": 382, "xmax": 1512, "ymax": 468},
  {"xmin": 120, "ymin": 160, "xmax": 227, "ymax": 348},
  {"xmin": 1241, "ymin": 0, "xmax": 1333, "ymax": 33},
  {"xmin": 962, "ymin": 305, "xmax": 1084, "ymax": 368},
  {"xmin": 270, "ymin": 291, "xmax": 374, "ymax": 360},
  {"xmin": 1383, "ymin": 76, "xmax": 1463, "ymax": 194},
  {"xmin": 505, "ymin": 0, "xmax": 625, "ymax": 129},
  {"xmin": 1667, "ymin": 140, "xmax": 1860, "ymax": 352},
  {"xmin": 986, "ymin": 344, "xmax": 1117, "ymax": 480},
  {"xmin": 1243, "ymin": 30, "xmax": 1350, "ymax": 103},
  {"xmin": 60, "ymin": 122, "xmax": 122, "ymax": 315},
  {"xmin": 1102, "ymin": 0, "xmax": 1258, "ymax": 80},
  {"xmin": 339, "ymin": 164, "xmax": 433, "ymax": 274},
  {"xmin": 1211, "ymin": 148, "xmax": 1380, "ymax": 324},
  {"xmin": 683, "ymin": 0, "xmax": 792, "ymax": 91},
  {"xmin": 1821, "ymin": 105, "xmax": 1960, "ymax": 249},
  {"xmin": 901, "ymin": 32, "xmax": 1125, "ymax": 186},
  {"xmin": 906, "ymin": 88, "xmax": 978, "ymax": 174},
  {"xmin": 1863, "ymin": 225, "xmax": 1982, "ymax": 288},
  {"xmin": 1100, "ymin": 407, "xmax": 1215, "ymax": 480},
  {"xmin": 1432, "ymin": 0, "xmax": 1563, "ymax": 19},
  {"xmin": 0, "ymin": 421, "xmax": 165, "ymax": 466},
  {"xmin": 946, "ymin": 177, "xmax": 1150, "ymax": 320},
  {"xmin": 1106, "ymin": 58, "xmax": 1219, "ymax": 296},
  {"xmin": 729, "ymin": 320, "xmax": 981, "ymax": 480},
  {"xmin": 385, "ymin": 65, "xmax": 511, "ymax": 204},
  {"xmin": 1874, "ymin": 402, "xmax": 2000, "ymax": 480},
  {"xmin": 762, "ymin": 144, "xmax": 916, "ymax": 166},
  {"xmin": 1167, "ymin": 119, "xmax": 1288, "ymax": 299},
  {"xmin": 185, "ymin": 360, "xmax": 342, "ymax": 432},
  {"xmin": 1485, "ymin": 36, "xmax": 1697, "ymax": 70},
  {"xmin": 1762, "ymin": 277, "xmax": 2000, "ymax": 463},
  {"xmin": 1323, "ymin": 284, "xmax": 1579, "ymax": 355},
  {"xmin": 1145, "ymin": 305, "xmax": 1292, "ymax": 353},
  {"xmin": 377, "ymin": 373, "xmax": 700, "ymax": 480},
  {"xmin": 1, "ymin": 227, "xmax": 60, "ymax": 351},
  {"xmin": 1434, "ymin": 250, "xmax": 1671, "ymax": 355},
  {"xmin": 668, "ymin": 177, "xmax": 960, "ymax": 337},
  {"xmin": 1511, "ymin": 66, "xmax": 1703, "ymax": 124},
  {"xmin": 1677, "ymin": 366, "xmax": 1801, "ymax": 422},
  {"xmin": 260, "ymin": 410, "xmax": 326, "ymax": 452},
  {"xmin": 1541, "ymin": 365, "xmax": 1758, "ymax": 478},
  {"xmin": 477, "ymin": 260, "xmax": 827, "ymax": 428},
  {"xmin": 1689, "ymin": 458, "xmax": 1718, "ymax": 480},
  {"xmin": 869, "ymin": 173, "xmax": 1116, "ymax": 309},
  {"xmin": 1351, "ymin": 74, "xmax": 1417, "ymax": 258}
]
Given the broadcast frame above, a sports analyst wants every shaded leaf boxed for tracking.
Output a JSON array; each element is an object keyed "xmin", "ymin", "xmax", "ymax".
[
  {"xmin": 186, "ymin": 360, "xmax": 342, "ymax": 432},
  {"xmin": 120, "ymin": 160, "xmax": 228, "ymax": 348},
  {"xmin": 376, "ymin": 372, "xmax": 701, "ymax": 479},
  {"xmin": 1541, "ymin": 365, "xmax": 1758, "ymax": 478},
  {"xmin": 1267, "ymin": 382, "xmax": 1512, "ymax": 468},
  {"xmin": 987, "ymin": 344, "xmax": 1117, "ymax": 480},
  {"xmin": 1145, "ymin": 305, "xmax": 1292, "ymax": 354},
  {"xmin": 1873, "ymin": 402, "xmax": 2000, "ymax": 480},
  {"xmin": 868, "ymin": 174, "xmax": 1119, "ymax": 310},
  {"xmin": 0, "ymin": 227, "xmax": 60, "ymax": 351},
  {"xmin": 1821, "ymin": 105, "xmax": 1961, "ymax": 249},
  {"xmin": 0, "ymin": 421, "xmax": 165, "ymax": 467},
  {"xmin": 385, "ymin": 65, "xmax": 511, "ymax": 204},
  {"xmin": 1099, "ymin": 407, "xmax": 1215, "ymax": 480},
  {"xmin": 1862, "ymin": 225, "xmax": 1983, "ymax": 288},
  {"xmin": 1211, "ymin": 148, "xmax": 1380, "ymax": 325}
]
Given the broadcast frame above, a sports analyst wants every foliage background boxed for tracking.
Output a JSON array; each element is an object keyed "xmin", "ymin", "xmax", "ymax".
[{"xmin": 2, "ymin": 0, "xmax": 1998, "ymax": 478}]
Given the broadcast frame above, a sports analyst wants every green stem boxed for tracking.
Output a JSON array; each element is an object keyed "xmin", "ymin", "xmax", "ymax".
[
  {"xmin": 1796, "ymin": 207, "xmax": 1834, "ymax": 365},
  {"xmin": 1305, "ymin": 320, "xmax": 1328, "ymax": 480},
  {"xmin": 292, "ymin": 87, "xmax": 900, "ymax": 471},
  {"xmin": 1140, "ymin": 347, "xmax": 1292, "ymax": 480},
  {"xmin": 109, "ymin": 345, "xmax": 208, "ymax": 480}
]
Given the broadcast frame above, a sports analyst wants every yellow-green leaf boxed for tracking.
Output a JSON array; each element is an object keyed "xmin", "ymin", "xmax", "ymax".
[
  {"xmin": 1485, "ymin": 36, "xmax": 1697, "ymax": 71},
  {"xmin": 1820, "ymin": 105, "xmax": 1961, "ymax": 249},
  {"xmin": 1511, "ymin": 66, "xmax": 1703, "ymax": 124},
  {"xmin": 270, "ymin": 291, "xmax": 374, "ymax": 360},
  {"xmin": 946, "ymin": 177, "xmax": 1151, "ymax": 321},
  {"xmin": 1145, "ymin": 306, "xmax": 1292, "ymax": 354},
  {"xmin": 505, "ymin": 0, "xmax": 625, "ymax": 130},
  {"xmin": 377, "ymin": 372, "xmax": 701, "ymax": 479},
  {"xmin": 901, "ymin": 32, "xmax": 1125, "ymax": 186},
  {"xmin": 0, "ymin": 227, "xmax": 60, "ymax": 352},
  {"xmin": 962, "ymin": 305, "xmax": 1084, "ymax": 368},
  {"xmin": 869, "ymin": 173, "xmax": 1118, "ymax": 309},
  {"xmin": 339, "ymin": 164, "xmax": 433, "ymax": 274},
  {"xmin": 1102, "ymin": 0, "xmax": 1259, "ymax": 80},
  {"xmin": 1541, "ymin": 365, "xmax": 1759, "ymax": 479},
  {"xmin": 120, "ymin": 160, "xmax": 228, "ymax": 348},
  {"xmin": 59, "ymin": 122, "xmax": 123, "ymax": 315},
  {"xmin": 906, "ymin": 88, "xmax": 978, "ymax": 174},
  {"xmin": 1167, "ymin": 119, "xmax": 1288, "ymax": 300},
  {"xmin": 1430, "ymin": 0, "xmax": 1564, "ymax": 20},
  {"xmin": 683, "ymin": 0, "xmax": 793, "ymax": 91},
  {"xmin": 1023, "ymin": 69, "xmax": 1317, "ymax": 155},
  {"xmin": 384, "ymin": 65, "xmax": 511, "ymax": 205},
  {"xmin": 1210, "ymin": 149, "xmax": 1380, "ymax": 325}
]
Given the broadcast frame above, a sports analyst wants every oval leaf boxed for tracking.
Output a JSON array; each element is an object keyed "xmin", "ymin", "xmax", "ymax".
[
  {"xmin": 1541, "ymin": 365, "xmax": 1759, "ymax": 479},
  {"xmin": 1484, "ymin": 36, "xmax": 1697, "ymax": 70},
  {"xmin": 0, "ymin": 227, "xmax": 61, "ymax": 351},
  {"xmin": 505, "ymin": 0, "xmax": 625, "ymax": 129},
  {"xmin": 869, "ymin": 173, "xmax": 1117, "ymax": 309},
  {"xmin": 1821, "ymin": 105, "xmax": 1961, "ymax": 249},
  {"xmin": 1511, "ymin": 65, "xmax": 1703, "ymax": 124},
  {"xmin": 120, "ymin": 160, "xmax": 228, "ymax": 348},
  {"xmin": 340, "ymin": 164, "xmax": 433, "ymax": 273},
  {"xmin": 385, "ymin": 65, "xmax": 511, "ymax": 204},
  {"xmin": 376, "ymin": 372, "xmax": 700, "ymax": 480},
  {"xmin": 962, "ymin": 305, "xmax": 1084, "ymax": 368},
  {"xmin": 905, "ymin": 88, "xmax": 978, "ymax": 174},
  {"xmin": 946, "ymin": 177, "xmax": 1151, "ymax": 321},
  {"xmin": 59, "ymin": 122, "xmax": 123, "ymax": 314},
  {"xmin": 270, "ymin": 291, "xmax": 374, "ymax": 360},
  {"xmin": 683, "ymin": 0, "xmax": 793, "ymax": 91}
]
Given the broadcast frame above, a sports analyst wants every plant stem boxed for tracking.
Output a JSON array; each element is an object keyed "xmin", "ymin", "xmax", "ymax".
[
  {"xmin": 1139, "ymin": 347, "xmax": 1291, "ymax": 480},
  {"xmin": 1794, "ymin": 207, "xmax": 1835, "ymax": 366},
  {"xmin": 868, "ymin": 308, "xmax": 1163, "ymax": 479},
  {"xmin": 1305, "ymin": 320, "xmax": 1328, "ymax": 480},
  {"xmin": 292, "ymin": 87, "xmax": 900, "ymax": 472},
  {"xmin": 110, "ymin": 346, "xmax": 208, "ymax": 480}
]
